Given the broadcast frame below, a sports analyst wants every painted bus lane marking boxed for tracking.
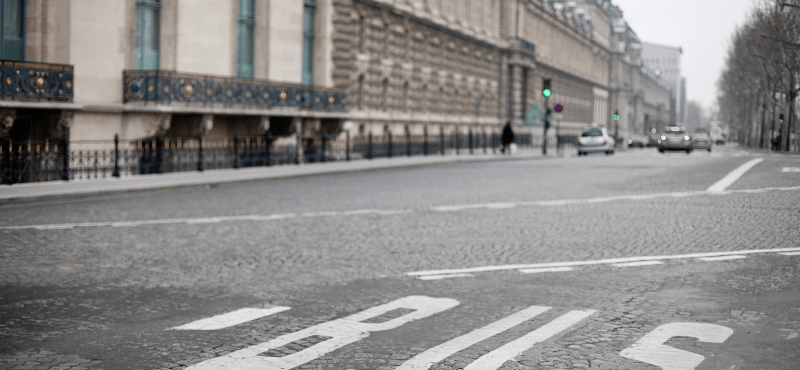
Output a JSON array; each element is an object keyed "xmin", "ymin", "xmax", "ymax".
[
  {"xmin": 170, "ymin": 306, "xmax": 291, "ymax": 331},
  {"xmin": 620, "ymin": 322, "xmax": 734, "ymax": 370},
  {"xmin": 184, "ymin": 295, "xmax": 458, "ymax": 370}
]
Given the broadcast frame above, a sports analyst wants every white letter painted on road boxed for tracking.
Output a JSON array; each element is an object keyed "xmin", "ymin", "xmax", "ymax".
[
  {"xmin": 170, "ymin": 306, "xmax": 291, "ymax": 331},
  {"xmin": 397, "ymin": 306, "xmax": 551, "ymax": 370},
  {"xmin": 620, "ymin": 322, "xmax": 733, "ymax": 370},
  {"xmin": 464, "ymin": 309, "xmax": 596, "ymax": 370},
  {"xmin": 184, "ymin": 295, "xmax": 459, "ymax": 370}
]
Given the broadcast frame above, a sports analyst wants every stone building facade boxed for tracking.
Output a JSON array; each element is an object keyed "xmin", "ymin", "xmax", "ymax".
[{"xmin": 0, "ymin": 0, "xmax": 672, "ymax": 147}]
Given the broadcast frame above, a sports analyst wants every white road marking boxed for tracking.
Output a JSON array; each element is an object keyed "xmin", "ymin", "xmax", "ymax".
[
  {"xmin": 406, "ymin": 247, "xmax": 800, "ymax": 277},
  {"xmin": 783, "ymin": 167, "xmax": 800, "ymax": 172},
  {"xmin": 698, "ymin": 255, "xmax": 747, "ymax": 262},
  {"xmin": 0, "ymin": 209, "xmax": 411, "ymax": 230},
  {"xmin": 5, "ymin": 185, "xmax": 800, "ymax": 231},
  {"xmin": 620, "ymin": 322, "xmax": 733, "ymax": 370},
  {"xmin": 519, "ymin": 267, "xmax": 575, "ymax": 274},
  {"xmin": 396, "ymin": 306, "xmax": 551, "ymax": 370},
  {"xmin": 780, "ymin": 252, "xmax": 800, "ymax": 256},
  {"xmin": 170, "ymin": 306, "xmax": 291, "ymax": 331},
  {"xmin": 707, "ymin": 158, "xmax": 764, "ymax": 192},
  {"xmin": 430, "ymin": 185, "xmax": 800, "ymax": 213},
  {"xmin": 417, "ymin": 273, "xmax": 474, "ymax": 280},
  {"xmin": 184, "ymin": 295, "xmax": 459, "ymax": 370},
  {"xmin": 613, "ymin": 261, "xmax": 664, "ymax": 268},
  {"xmin": 463, "ymin": 310, "xmax": 596, "ymax": 370}
]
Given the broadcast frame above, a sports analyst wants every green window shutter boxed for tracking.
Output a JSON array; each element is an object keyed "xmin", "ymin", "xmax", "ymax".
[
  {"xmin": 135, "ymin": 0, "xmax": 160, "ymax": 71},
  {"xmin": 2, "ymin": 0, "xmax": 25, "ymax": 61},
  {"xmin": 237, "ymin": 0, "xmax": 255, "ymax": 78},
  {"xmin": 301, "ymin": 1, "xmax": 315, "ymax": 86}
]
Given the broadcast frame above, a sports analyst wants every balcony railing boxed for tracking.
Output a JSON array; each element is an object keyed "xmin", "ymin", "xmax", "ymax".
[
  {"xmin": 123, "ymin": 70, "xmax": 346, "ymax": 112},
  {"xmin": 1, "ymin": 60, "xmax": 74, "ymax": 102}
]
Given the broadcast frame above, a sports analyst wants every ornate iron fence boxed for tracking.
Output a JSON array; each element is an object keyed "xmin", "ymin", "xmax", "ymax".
[
  {"xmin": 122, "ymin": 70, "xmax": 345, "ymax": 112},
  {"xmin": 1, "ymin": 60, "xmax": 74, "ymax": 101},
  {"xmin": 1, "ymin": 130, "xmax": 558, "ymax": 185}
]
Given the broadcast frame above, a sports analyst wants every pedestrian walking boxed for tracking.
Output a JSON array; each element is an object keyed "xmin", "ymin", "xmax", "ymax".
[{"xmin": 502, "ymin": 121, "xmax": 514, "ymax": 155}]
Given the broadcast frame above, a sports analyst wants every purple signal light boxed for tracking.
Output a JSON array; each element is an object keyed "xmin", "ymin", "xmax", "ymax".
[{"xmin": 554, "ymin": 104, "xmax": 564, "ymax": 113}]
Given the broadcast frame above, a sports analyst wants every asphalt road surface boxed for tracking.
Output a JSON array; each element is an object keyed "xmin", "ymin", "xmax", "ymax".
[{"xmin": 1, "ymin": 144, "xmax": 799, "ymax": 369}]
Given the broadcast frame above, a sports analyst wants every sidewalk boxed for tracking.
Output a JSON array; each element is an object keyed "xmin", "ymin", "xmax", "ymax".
[{"xmin": 0, "ymin": 149, "xmax": 560, "ymax": 203}]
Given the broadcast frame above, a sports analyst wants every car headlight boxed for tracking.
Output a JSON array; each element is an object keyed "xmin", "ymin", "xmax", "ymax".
[
  {"xmin": 657, "ymin": 139, "xmax": 662, "ymax": 144},
  {"xmin": 660, "ymin": 135, "xmax": 666, "ymax": 140},
  {"xmin": 628, "ymin": 139, "xmax": 632, "ymax": 144},
  {"xmin": 684, "ymin": 136, "xmax": 690, "ymax": 141}
]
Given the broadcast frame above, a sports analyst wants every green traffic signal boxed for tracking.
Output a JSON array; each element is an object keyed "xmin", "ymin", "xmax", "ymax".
[
  {"xmin": 543, "ymin": 88, "xmax": 551, "ymax": 98},
  {"xmin": 614, "ymin": 114, "xmax": 619, "ymax": 121}
]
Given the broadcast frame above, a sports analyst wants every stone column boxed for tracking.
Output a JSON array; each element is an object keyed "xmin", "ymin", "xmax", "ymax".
[
  {"xmin": 55, "ymin": 111, "xmax": 74, "ymax": 138},
  {"xmin": 293, "ymin": 117, "xmax": 303, "ymax": 164},
  {"xmin": 200, "ymin": 114, "xmax": 214, "ymax": 134},
  {"xmin": 509, "ymin": 63, "xmax": 523, "ymax": 125},
  {"xmin": 0, "ymin": 108, "xmax": 16, "ymax": 138},
  {"xmin": 258, "ymin": 116, "xmax": 271, "ymax": 134}
]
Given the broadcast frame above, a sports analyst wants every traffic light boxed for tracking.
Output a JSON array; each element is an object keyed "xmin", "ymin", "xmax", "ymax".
[
  {"xmin": 779, "ymin": 114, "xmax": 784, "ymax": 124},
  {"xmin": 542, "ymin": 78, "xmax": 551, "ymax": 98},
  {"xmin": 614, "ymin": 110, "xmax": 619, "ymax": 121}
]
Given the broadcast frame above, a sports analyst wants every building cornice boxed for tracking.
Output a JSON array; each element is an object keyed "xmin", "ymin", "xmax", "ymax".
[{"xmin": 0, "ymin": 101, "xmax": 84, "ymax": 111}]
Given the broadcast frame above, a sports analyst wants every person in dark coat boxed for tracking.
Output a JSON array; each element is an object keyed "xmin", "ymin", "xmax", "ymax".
[{"xmin": 502, "ymin": 121, "xmax": 514, "ymax": 154}]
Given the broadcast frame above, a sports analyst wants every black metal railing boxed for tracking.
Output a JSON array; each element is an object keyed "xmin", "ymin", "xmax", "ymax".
[
  {"xmin": 122, "ymin": 70, "xmax": 345, "ymax": 112},
  {"xmin": 1, "ymin": 131, "xmax": 565, "ymax": 185},
  {"xmin": 1, "ymin": 60, "xmax": 74, "ymax": 101}
]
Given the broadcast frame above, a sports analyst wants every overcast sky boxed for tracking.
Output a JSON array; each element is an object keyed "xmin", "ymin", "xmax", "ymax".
[{"xmin": 611, "ymin": 0, "xmax": 758, "ymax": 110}]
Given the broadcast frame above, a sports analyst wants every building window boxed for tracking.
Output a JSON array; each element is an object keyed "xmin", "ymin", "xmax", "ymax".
[
  {"xmin": 357, "ymin": 75, "xmax": 364, "ymax": 110},
  {"xmin": 135, "ymin": 0, "xmax": 160, "ymax": 70},
  {"xmin": 302, "ymin": 0, "xmax": 316, "ymax": 86},
  {"xmin": 1, "ymin": 0, "xmax": 25, "ymax": 60},
  {"xmin": 357, "ymin": 15, "xmax": 365, "ymax": 53},
  {"xmin": 237, "ymin": 0, "xmax": 255, "ymax": 78}
]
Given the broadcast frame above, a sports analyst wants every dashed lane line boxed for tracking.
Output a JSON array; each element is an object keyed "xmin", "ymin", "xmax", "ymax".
[
  {"xmin": 780, "ymin": 252, "xmax": 800, "ymax": 256},
  {"xmin": 430, "ymin": 185, "xmax": 800, "ymax": 213},
  {"xmin": 406, "ymin": 247, "xmax": 800, "ymax": 278},
  {"xmin": 519, "ymin": 267, "xmax": 575, "ymax": 274},
  {"xmin": 613, "ymin": 260, "xmax": 664, "ymax": 268},
  {"xmin": 170, "ymin": 306, "xmax": 291, "ymax": 331},
  {"xmin": 784, "ymin": 167, "xmax": 800, "ymax": 172},
  {"xmin": 417, "ymin": 273, "xmax": 474, "ymax": 280},
  {"xmin": 0, "ymin": 209, "xmax": 411, "ymax": 230},
  {"xmin": 698, "ymin": 255, "xmax": 747, "ymax": 262},
  {"xmin": 707, "ymin": 158, "xmax": 763, "ymax": 192},
  {"xmin": 3, "ymin": 185, "xmax": 799, "ymax": 231}
]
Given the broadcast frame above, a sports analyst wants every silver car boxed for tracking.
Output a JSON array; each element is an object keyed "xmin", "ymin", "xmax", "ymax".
[
  {"xmin": 692, "ymin": 129, "xmax": 712, "ymax": 151},
  {"xmin": 578, "ymin": 127, "xmax": 615, "ymax": 156},
  {"xmin": 658, "ymin": 127, "xmax": 692, "ymax": 154}
]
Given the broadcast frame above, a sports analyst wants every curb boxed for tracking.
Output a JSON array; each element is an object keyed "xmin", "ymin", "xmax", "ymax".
[{"xmin": 0, "ymin": 150, "xmax": 564, "ymax": 204}]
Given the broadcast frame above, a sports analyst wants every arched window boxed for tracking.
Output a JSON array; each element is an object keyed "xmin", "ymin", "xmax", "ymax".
[
  {"xmin": 357, "ymin": 75, "xmax": 365, "ymax": 110},
  {"xmin": 382, "ymin": 78, "xmax": 389, "ymax": 111}
]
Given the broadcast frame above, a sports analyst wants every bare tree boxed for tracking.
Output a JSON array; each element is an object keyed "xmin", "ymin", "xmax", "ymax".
[{"xmin": 717, "ymin": 0, "xmax": 800, "ymax": 151}]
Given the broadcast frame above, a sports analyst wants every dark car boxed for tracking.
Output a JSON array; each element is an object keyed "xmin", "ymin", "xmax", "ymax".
[
  {"xmin": 658, "ymin": 126, "xmax": 692, "ymax": 154},
  {"xmin": 627, "ymin": 135, "xmax": 647, "ymax": 148}
]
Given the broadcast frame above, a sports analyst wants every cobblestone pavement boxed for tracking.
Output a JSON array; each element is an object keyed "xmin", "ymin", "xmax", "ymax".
[{"xmin": 1, "ymin": 145, "xmax": 799, "ymax": 369}]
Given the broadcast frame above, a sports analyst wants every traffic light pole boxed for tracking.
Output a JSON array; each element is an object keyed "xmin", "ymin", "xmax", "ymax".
[
  {"xmin": 542, "ymin": 95, "xmax": 549, "ymax": 155},
  {"xmin": 542, "ymin": 78, "xmax": 551, "ymax": 155}
]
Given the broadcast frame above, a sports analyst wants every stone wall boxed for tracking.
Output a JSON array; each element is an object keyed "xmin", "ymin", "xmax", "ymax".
[{"xmin": 334, "ymin": 0, "xmax": 504, "ymax": 136}]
